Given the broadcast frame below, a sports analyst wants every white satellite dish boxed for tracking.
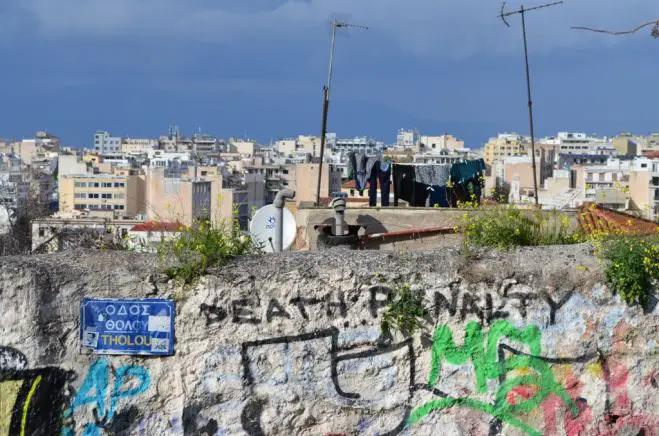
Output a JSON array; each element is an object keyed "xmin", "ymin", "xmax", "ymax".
[{"xmin": 249, "ymin": 204, "xmax": 296, "ymax": 253}]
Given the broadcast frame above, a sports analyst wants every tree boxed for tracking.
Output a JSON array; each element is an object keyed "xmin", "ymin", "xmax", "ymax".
[{"xmin": 0, "ymin": 166, "xmax": 55, "ymax": 256}]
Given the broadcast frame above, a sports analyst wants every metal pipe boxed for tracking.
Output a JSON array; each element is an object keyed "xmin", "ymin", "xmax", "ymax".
[
  {"xmin": 362, "ymin": 226, "xmax": 456, "ymax": 240},
  {"xmin": 521, "ymin": 6, "xmax": 540, "ymax": 207},
  {"xmin": 315, "ymin": 86, "xmax": 330, "ymax": 206},
  {"xmin": 330, "ymin": 197, "xmax": 346, "ymax": 236},
  {"xmin": 273, "ymin": 188, "xmax": 295, "ymax": 252}
]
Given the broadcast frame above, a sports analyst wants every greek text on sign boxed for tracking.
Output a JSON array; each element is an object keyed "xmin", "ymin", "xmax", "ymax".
[{"xmin": 80, "ymin": 298, "xmax": 175, "ymax": 356}]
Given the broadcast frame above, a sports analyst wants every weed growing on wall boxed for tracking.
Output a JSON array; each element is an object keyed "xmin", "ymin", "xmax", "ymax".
[
  {"xmin": 380, "ymin": 284, "xmax": 428, "ymax": 336},
  {"xmin": 157, "ymin": 211, "xmax": 261, "ymax": 284},
  {"xmin": 460, "ymin": 207, "xmax": 584, "ymax": 249},
  {"xmin": 594, "ymin": 234, "xmax": 659, "ymax": 307}
]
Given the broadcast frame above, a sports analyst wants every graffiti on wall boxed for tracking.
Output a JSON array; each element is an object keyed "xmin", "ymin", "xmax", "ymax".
[
  {"xmin": 183, "ymin": 327, "xmax": 415, "ymax": 435},
  {"xmin": 197, "ymin": 282, "xmax": 576, "ymax": 328},
  {"xmin": 408, "ymin": 320, "xmax": 594, "ymax": 435},
  {"xmin": 62, "ymin": 357, "xmax": 151, "ymax": 436},
  {"xmin": 0, "ymin": 346, "xmax": 71, "ymax": 436}
]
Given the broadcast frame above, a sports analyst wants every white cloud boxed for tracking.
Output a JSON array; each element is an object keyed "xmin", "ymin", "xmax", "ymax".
[{"xmin": 8, "ymin": 0, "xmax": 659, "ymax": 57}]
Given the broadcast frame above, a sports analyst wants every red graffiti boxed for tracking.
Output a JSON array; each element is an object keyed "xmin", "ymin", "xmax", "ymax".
[{"xmin": 505, "ymin": 362, "xmax": 658, "ymax": 436}]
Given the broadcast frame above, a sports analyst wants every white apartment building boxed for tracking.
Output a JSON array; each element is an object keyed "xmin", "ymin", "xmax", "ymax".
[
  {"xmin": 418, "ymin": 134, "xmax": 465, "ymax": 153},
  {"xmin": 94, "ymin": 131, "xmax": 122, "ymax": 154},
  {"xmin": 192, "ymin": 134, "xmax": 219, "ymax": 155},
  {"xmin": 275, "ymin": 139, "xmax": 297, "ymax": 155},
  {"xmin": 396, "ymin": 129, "xmax": 420, "ymax": 149},
  {"xmin": 542, "ymin": 132, "xmax": 614, "ymax": 156},
  {"xmin": 331, "ymin": 136, "xmax": 383, "ymax": 155},
  {"xmin": 121, "ymin": 138, "xmax": 158, "ymax": 155}
]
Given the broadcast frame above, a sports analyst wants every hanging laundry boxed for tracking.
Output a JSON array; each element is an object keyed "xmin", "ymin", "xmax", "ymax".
[
  {"xmin": 449, "ymin": 159, "xmax": 486, "ymax": 204},
  {"xmin": 393, "ymin": 164, "xmax": 416, "ymax": 206},
  {"xmin": 379, "ymin": 161, "xmax": 391, "ymax": 207},
  {"xmin": 428, "ymin": 185, "xmax": 450, "ymax": 208},
  {"xmin": 415, "ymin": 164, "xmax": 451, "ymax": 187},
  {"xmin": 355, "ymin": 153, "xmax": 369, "ymax": 195}
]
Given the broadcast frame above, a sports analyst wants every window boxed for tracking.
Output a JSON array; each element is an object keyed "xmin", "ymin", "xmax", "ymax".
[
  {"xmin": 93, "ymin": 183, "xmax": 100, "ymax": 188},
  {"xmin": 38, "ymin": 228, "xmax": 45, "ymax": 237},
  {"xmin": 88, "ymin": 193, "xmax": 99, "ymax": 199},
  {"xmin": 114, "ymin": 193, "xmax": 125, "ymax": 199},
  {"xmin": 75, "ymin": 193, "xmax": 86, "ymax": 199},
  {"xmin": 101, "ymin": 182, "xmax": 113, "ymax": 188},
  {"xmin": 75, "ymin": 182, "xmax": 87, "ymax": 188},
  {"xmin": 74, "ymin": 204, "xmax": 86, "ymax": 209},
  {"xmin": 114, "ymin": 182, "xmax": 125, "ymax": 188},
  {"xmin": 102, "ymin": 193, "xmax": 112, "ymax": 199}
]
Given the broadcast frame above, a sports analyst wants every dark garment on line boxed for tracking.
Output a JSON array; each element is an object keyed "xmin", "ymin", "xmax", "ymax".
[
  {"xmin": 355, "ymin": 153, "xmax": 368, "ymax": 194},
  {"xmin": 369, "ymin": 160, "xmax": 392, "ymax": 206},
  {"xmin": 449, "ymin": 159, "xmax": 486, "ymax": 204},
  {"xmin": 379, "ymin": 162, "xmax": 391, "ymax": 207},
  {"xmin": 450, "ymin": 159, "xmax": 486, "ymax": 185},
  {"xmin": 412, "ymin": 182, "xmax": 429, "ymax": 207},
  {"xmin": 427, "ymin": 185, "xmax": 450, "ymax": 208},
  {"xmin": 393, "ymin": 164, "xmax": 415, "ymax": 207},
  {"xmin": 348, "ymin": 152, "xmax": 357, "ymax": 180}
]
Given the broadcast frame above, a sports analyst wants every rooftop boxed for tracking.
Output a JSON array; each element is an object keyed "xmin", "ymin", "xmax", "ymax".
[
  {"xmin": 578, "ymin": 203, "xmax": 657, "ymax": 235},
  {"xmin": 130, "ymin": 221, "xmax": 184, "ymax": 232}
]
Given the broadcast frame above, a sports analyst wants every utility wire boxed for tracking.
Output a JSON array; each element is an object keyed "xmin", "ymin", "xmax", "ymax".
[{"xmin": 571, "ymin": 20, "xmax": 659, "ymax": 38}]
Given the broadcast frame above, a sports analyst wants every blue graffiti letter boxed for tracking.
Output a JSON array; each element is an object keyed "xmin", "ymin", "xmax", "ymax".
[
  {"xmin": 108, "ymin": 364, "xmax": 151, "ymax": 419},
  {"xmin": 68, "ymin": 358, "xmax": 110, "ymax": 419}
]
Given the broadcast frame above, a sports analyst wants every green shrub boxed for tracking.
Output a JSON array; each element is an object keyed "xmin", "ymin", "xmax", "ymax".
[
  {"xmin": 157, "ymin": 214, "xmax": 261, "ymax": 284},
  {"xmin": 597, "ymin": 234, "xmax": 659, "ymax": 307},
  {"xmin": 380, "ymin": 284, "xmax": 428, "ymax": 336},
  {"xmin": 461, "ymin": 207, "xmax": 584, "ymax": 249}
]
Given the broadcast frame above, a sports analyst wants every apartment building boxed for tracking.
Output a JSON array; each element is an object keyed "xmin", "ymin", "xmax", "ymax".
[
  {"xmin": 59, "ymin": 172, "xmax": 145, "ymax": 218},
  {"xmin": 289, "ymin": 163, "xmax": 342, "ymax": 204},
  {"xmin": 145, "ymin": 167, "xmax": 222, "ymax": 226},
  {"xmin": 331, "ymin": 137, "xmax": 383, "ymax": 155},
  {"xmin": 94, "ymin": 131, "xmax": 122, "ymax": 154},
  {"xmin": 413, "ymin": 149, "xmax": 470, "ymax": 165},
  {"xmin": 58, "ymin": 155, "xmax": 87, "ymax": 177},
  {"xmin": 396, "ymin": 129, "xmax": 420, "ymax": 149},
  {"xmin": 121, "ymin": 138, "xmax": 158, "ymax": 155},
  {"xmin": 275, "ymin": 139, "xmax": 297, "ymax": 155},
  {"xmin": 483, "ymin": 133, "xmax": 528, "ymax": 166},
  {"xmin": 244, "ymin": 164, "xmax": 291, "ymax": 204},
  {"xmin": 543, "ymin": 132, "xmax": 614, "ymax": 156},
  {"xmin": 192, "ymin": 134, "xmax": 219, "ymax": 155},
  {"xmin": 629, "ymin": 158, "xmax": 659, "ymax": 220},
  {"xmin": 417, "ymin": 134, "xmax": 465, "ymax": 153},
  {"xmin": 229, "ymin": 140, "xmax": 257, "ymax": 156},
  {"xmin": 612, "ymin": 136, "xmax": 638, "ymax": 157}
]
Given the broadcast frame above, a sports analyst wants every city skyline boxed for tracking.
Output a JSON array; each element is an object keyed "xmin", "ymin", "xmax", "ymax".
[{"xmin": 1, "ymin": 0, "xmax": 658, "ymax": 148}]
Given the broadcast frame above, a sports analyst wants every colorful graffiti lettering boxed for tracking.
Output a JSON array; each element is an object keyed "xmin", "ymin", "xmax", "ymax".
[
  {"xmin": 0, "ymin": 346, "xmax": 70, "ymax": 436},
  {"xmin": 62, "ymin": 357, "xmax": 150, "ymax": 435},
  {"xmin": 408, "ymin": 320, "xmax": 579, "ymax": 436}
]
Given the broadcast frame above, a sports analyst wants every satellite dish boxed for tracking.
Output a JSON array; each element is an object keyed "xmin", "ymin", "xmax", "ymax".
[{"xmin": 249, "ymin": 204, "xmax": 296, "ymax": 253}]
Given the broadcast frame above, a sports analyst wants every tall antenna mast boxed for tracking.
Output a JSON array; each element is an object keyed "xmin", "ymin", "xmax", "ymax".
[
  {"xmin": 498, "ymin": 1, "xmax": 563, "ymax": 207},
  {"xmin": 315, "ymin": 19, "xmax": 369, "ymax": 206}
]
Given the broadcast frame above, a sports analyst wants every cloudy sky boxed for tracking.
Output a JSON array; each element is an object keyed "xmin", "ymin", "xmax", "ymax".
[{"xmin": 1, "ymin": 0, "xmax": 657, "ymax": 148}]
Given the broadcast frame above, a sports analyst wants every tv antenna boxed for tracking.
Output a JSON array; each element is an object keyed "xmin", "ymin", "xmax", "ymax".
[
  {"xmin": 498, "ymin": 1, "xmax": 563, "ymax": 207},
  {"xmin": 315, "ymin": 19, "xmax": 369, "ymax": 206}
]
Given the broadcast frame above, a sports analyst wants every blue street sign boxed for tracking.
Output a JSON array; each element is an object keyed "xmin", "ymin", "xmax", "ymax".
[{"xmin": 80, "ymin": 298, "xmax": 175, "ymax": 356}]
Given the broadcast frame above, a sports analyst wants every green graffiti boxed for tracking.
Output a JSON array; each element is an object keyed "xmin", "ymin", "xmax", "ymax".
[{"xmin": 410, "ymin": 320, "xmax": 578, "ymax": 435}]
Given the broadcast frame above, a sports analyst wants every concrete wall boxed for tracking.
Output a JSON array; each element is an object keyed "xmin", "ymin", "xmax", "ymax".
[
  {"xmin": 1, "ymin": 246, "xmax": 657, "ymax": 435},
  {"xmin": 294, "ymin": 207, "xmax": 581, "ymax": 251}
]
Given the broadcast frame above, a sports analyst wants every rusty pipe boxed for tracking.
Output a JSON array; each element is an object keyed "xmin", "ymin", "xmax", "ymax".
[{"xmin": 362, "ymin": 226, "xmax": 456, "ymax": 240}]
